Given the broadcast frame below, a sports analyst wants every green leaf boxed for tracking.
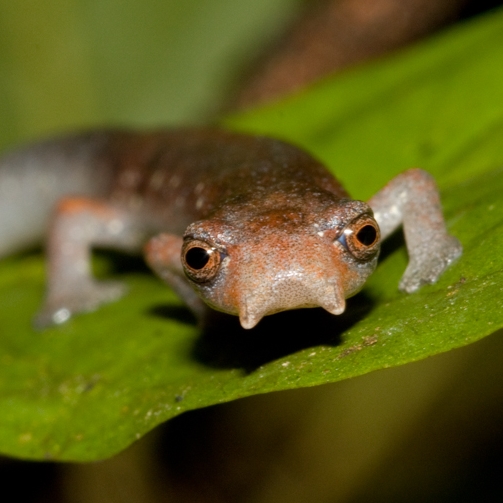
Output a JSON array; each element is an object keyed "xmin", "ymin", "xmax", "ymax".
[{"xmin": 2, "ymin": 9, "xmax": 503, "ymax": 461}]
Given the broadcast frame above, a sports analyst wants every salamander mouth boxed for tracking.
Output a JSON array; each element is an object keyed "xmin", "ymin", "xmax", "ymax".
[{"xmin": 237, "ymin": 282, "xmax": 346, "ymax": 329}]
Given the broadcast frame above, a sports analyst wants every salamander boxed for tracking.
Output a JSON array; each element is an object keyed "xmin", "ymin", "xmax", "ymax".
[{"xmin": 0, "ymin": 128, "xmax": 462, "ymax": 329}]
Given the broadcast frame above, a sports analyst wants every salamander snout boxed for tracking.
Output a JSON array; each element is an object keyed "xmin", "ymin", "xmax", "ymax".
[{"xmin": 190, "ymin": 230, "xmax": 378, "ymax": 329}]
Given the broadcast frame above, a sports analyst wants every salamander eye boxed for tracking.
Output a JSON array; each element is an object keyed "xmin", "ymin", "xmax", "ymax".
[
  {"xmin": 182, "ymin": 239, "xmax": 222, "ymax": 283},
  {"xmin": 338, "ymin": 215, "xmax": 380, "ymax": 261}
]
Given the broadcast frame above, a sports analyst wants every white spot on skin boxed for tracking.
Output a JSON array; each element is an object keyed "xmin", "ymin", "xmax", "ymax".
[
  {"xmin": 317, "ymin": 231, "xmax": 324, "ymax": 237},
  {"xmin": 120, "ymin": 170, "xmax": 139, "ymax": 187},
  {"xmin": 195, "ymin": 182, "xmax": 205, "ymax": 194},
  {"xmin": 374, "ymin": 203, "xmax": 400, "ymax": 221},
  {"xmin": 196, "ymin": 198, "xmax": 204, "ymax": 210},
  {"xmin": 108, "ymin": 219, "xmax": 124, "ymax": 235},
  {"xmin": 149, "ymin": 170, "xmax": 164, "ymax": 190},
  {"xmin": 169, "ymin": 175, "xmax": 181, "ymax": 188},
  {"xmin": 389, "ymin": 204, "xmax": 401, "ymax": 216},
  {"xmin": 53, "ymin": 308, "xmax": 71, "ymax": 324}
]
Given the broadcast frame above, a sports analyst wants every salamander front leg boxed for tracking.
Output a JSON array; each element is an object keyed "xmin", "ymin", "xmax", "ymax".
[
  {"xmin": 368, "ymin": 168, "xmax": 462, "ymax": 293},
  {"xmin": 144, "ymin": 233, "xmax": 208, "ymax": 321},
  {"xmin": 35, "ymin": 197, "xmax": 147, "ymax": 328}
]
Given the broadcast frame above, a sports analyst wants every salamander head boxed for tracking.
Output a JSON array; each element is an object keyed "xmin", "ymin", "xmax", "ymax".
[{"xmin": 179, "ymin": 200, "xmax": 380, "ymax": 329}]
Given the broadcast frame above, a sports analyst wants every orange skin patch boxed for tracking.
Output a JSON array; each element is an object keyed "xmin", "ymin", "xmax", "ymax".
[{"xmin": 55, "ymin": 197, "xmax": 119, "ymax": 219}]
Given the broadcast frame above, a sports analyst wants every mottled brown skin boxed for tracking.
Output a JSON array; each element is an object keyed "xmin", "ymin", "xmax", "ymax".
[
  {"xmin": 104, "ymin": 129, "xmax": 379, "ymax": 328},
  {"xmin": 0, "ymin": 128, "xmax": 461, "ymax": 329},
  {"xmin": 107, "ymin": 129, "xmax": 349, "ymax": 229}
]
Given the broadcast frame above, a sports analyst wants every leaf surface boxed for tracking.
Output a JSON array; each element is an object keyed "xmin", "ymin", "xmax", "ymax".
[{"xmin": 1, "ymin": 9, "xmax": 503, "ymax": 461}]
